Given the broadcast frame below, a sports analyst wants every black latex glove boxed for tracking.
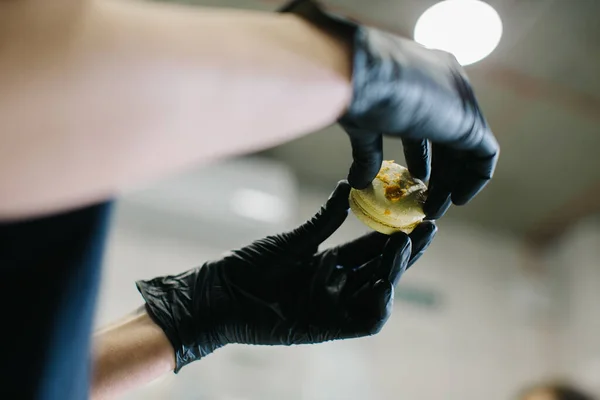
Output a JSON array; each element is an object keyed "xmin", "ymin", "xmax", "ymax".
[
  {"xmin": 280, "ymin": 0, "xmax": 499, "ymax": 219},
  {"xmin": 136, "ymin": 181, "xmax": 436, "ymax": 372}
]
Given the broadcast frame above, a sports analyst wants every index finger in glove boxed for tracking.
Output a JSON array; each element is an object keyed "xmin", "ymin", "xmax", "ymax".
[
  {"xmin": 406, "ymin": 221, "xmax": 437, "ymax": 269},
  {"xmin": 424, "ymin": 145, "xmax": 454, "ymax": 219},
  {"xmin": 425, "ymin": 143, "xmax": 498, "ymax": 219},
  {"xmin": 375, "ymin": 225, "xmax": 435, "ymax": 287},
  {"xmin": 402, "ymin": 138, "xmax": 430, "ymax": 182},
  {"xmin": 447, "ymin": 71, "xmax": 499, "ymax": 205},
  {"xmin": 375, "ymin": 233, "xmax": 411, "ymax": 287},
  {"xmin": 451, "ymin": 148, "xmax": 499, "ymax": 206},
  {"xmin": 344, "ymin": 127, "xmax": 383, "ymax": 190}
]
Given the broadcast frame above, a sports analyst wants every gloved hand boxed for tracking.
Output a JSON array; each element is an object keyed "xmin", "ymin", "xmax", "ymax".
[
  {"xmin": 280, "ymin": 0, "xmax": 499, "ymax": 219},
  {"xmin": 136, "ymin": 181, "xmax": 436, "ymax": 372}
]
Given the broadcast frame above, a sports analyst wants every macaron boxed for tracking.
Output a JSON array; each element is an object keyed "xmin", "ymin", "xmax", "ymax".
[{"xmin": 349, "ymin": 160, "xmax": 427, "ymax": 235}]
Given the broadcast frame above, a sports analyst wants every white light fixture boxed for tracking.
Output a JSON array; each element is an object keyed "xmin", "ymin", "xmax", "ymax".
[
  {"xmin": 230, "ymin": 188, "xmax": 289, "ymax": 224},
  {"xmin": 414, "ymin": 0, "xmax": 503, "ymax": 66}
]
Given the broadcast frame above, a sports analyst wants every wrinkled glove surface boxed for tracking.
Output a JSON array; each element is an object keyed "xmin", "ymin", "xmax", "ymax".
[
  {"xmin": 137, "ymin": 181, "xmax": 436, "ymax": 372},
  {"xmin": 280, "ymin": 0, "xmax": 500, "ymax": 219}
]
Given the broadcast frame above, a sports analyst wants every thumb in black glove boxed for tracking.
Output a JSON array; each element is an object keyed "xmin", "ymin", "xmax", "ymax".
[{"xmin": 136, "ymin": 181, "xmax": 436, "ymax": 372}]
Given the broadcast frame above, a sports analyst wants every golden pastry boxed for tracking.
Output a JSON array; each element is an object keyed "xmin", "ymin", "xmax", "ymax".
[{"xmin": 349, "ymin": 160, "xmax": 427, "ymax": 234}]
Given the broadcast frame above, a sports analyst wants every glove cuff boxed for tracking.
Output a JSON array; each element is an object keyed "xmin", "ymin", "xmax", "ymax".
[
  {"xmin": 279, "ymin": 0, "xmax": 358, "ymax": 48},
  {"xmin": 136, "ymin": 267, "xmax": 224, "ymax": 373}
]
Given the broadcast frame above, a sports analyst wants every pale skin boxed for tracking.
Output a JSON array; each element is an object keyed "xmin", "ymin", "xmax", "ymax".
[
  {"xmin": 0, "ymin": 0, "xmax": 352, "ymax": 220},
  {"xmin": 521, "ymin": 391, "xmax": 555, "ymax": 400},
  {"xmin": 92, "ymin": 308, "xmax": 176, "ymax": 400},
  {"xmin": 0, "ymin": 0, "xmax": 354, "ymax": 397}
]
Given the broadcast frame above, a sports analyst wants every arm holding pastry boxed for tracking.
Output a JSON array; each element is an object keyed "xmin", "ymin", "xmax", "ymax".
[{"xmin": 91, "ymin": 181, "xmax": 436, "ymax": 399}]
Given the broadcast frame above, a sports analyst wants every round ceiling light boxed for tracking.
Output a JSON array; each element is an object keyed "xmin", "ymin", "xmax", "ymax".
[{"xmin": 414, "ymin": 0, "xmax": 503, "ymax": 66}]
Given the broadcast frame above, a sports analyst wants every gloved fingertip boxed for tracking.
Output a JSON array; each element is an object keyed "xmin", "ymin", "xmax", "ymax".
[
  {"xmin": 451, "ymin": 149, "xmax": 497, "ymax": 205},
  {"xmin": 451, "ymin": 178, "xmax": 488, "ymax": 206},
  {"xmin": 406, "ymin": 161, "xmax": 430, "ymax": 183},
  {"xmin": 348, "ymin": 164, "xmax": 378, "ymax": 190},
  {"xmin": 424, "ymin": 190, "xmax": 452, "ymax": 219},
  {"xmin": 402, "ymin": 139, "xmax": 431, "ymax": 182},
  {"xmin": 380, "ymin": 233, "xmax": 411, "ymax": 286},
  {"xmin": 412, "ymin": 167, "xmax": 430, "ymax": 183},
  {"xmin": 388, "ymin": 232, "xmax": 411, "ymax": 253},
  {"xmin": 450, "ymin": 192, "xmax": 472, "ymax": 206},
  {"xmin": 411, "ymin": 220, "xmax": 438, "ymax": 238},
  {"xmin": 405, "ymin": 160, "xmax": 429, "ymax": 182},
  {"xmin": 346, "ymin": 131, "xmax": 383, "ymax": 189},
  {"xmin": 406, "ymin": 222, "xmax": 437, "ymax": 269}
]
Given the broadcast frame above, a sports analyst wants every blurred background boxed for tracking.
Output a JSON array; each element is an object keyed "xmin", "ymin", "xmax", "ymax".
[{"xmin": 94, "ymin": 0, "xmax": 600, "ymax": 399}]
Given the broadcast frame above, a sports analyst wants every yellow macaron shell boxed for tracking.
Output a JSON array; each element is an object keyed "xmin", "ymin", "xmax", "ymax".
[{"xmin": 349, "ymin": 161, "xmax": 427, "ymax": 234}]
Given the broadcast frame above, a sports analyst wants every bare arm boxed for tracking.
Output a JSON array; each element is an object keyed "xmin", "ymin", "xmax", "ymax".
[
  {"xmin": 91, "ymin": 307, "xmax": 176, "ymax": 400},
  {"xmin": 0, "ymin": 0, "xmax": 351, "ymax": 219}
]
